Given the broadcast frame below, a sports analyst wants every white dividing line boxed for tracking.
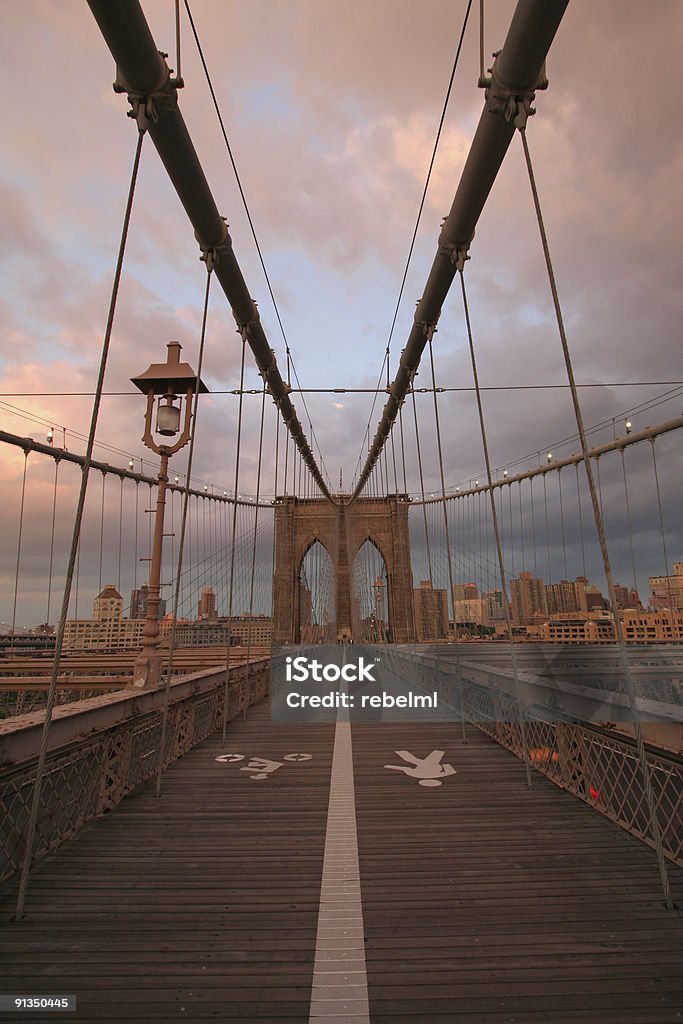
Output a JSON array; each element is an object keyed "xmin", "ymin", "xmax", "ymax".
[{"xmin": 309, "ymin": 680, "xmax": 370, "ymax": 1024}]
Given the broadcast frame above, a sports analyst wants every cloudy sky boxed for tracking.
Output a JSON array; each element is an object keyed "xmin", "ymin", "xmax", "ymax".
[{"xmin": 1, "ymin": 0, "xmax": 681, "ymax": 627}]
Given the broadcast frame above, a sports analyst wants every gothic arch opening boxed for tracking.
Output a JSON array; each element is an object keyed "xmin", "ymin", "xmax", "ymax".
[
  {"xmin": 351, "ymin": 537, "xmax": 390, "ymax": 643},
  {"xmin": 297, "ymin": 539, "xmax": 336, "ymax": 644}
]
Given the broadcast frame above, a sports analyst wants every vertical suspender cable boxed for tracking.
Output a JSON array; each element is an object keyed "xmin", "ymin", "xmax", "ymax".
[
  {"xmin": 46, "ymin": 459, "xmax": 60, "ymax": 630},
  {"xmin": 620, "ymin": 449, "xmax": 638, "ymax": 596},
  {"xmin": 459, "ymin": 270, "xmax": 532, "ymax": 787},
  {"xmin": 155, "ymin": 268, "xmax": 212, "ymax": 797},
  {"xmin": 520, "ymin": 126, "xmax": 672, "ymax": 906},
  {"xmin": 10, "ymin": 452, "xmax": 29, "ymax": 648},
  {"xmin": 543, "ymin": 472, "xmax": 551, "ymax": 583},
  {"xmin": 518, "ymin": 481, "xmax": 525, "ymax": 574},
  {"xmin": 244, "ymin": 383, "xmax": 267, "ymax": 695},
  {"xmin": 15, "ymin": 128, "xmax": 145, "ymax": 921},
  {"xmin": 222, "ymin": 337, "xmax": 247, "ymax": 744},
  {"xmin": 117, "ymin": 475, "xmax": 124, "ymax": 592},
  {"xmin": 530, "ymin": 476, "xmax": 538, "ymax": 577},
  {"xmin": 558, "ymin": 468, "xmax": 567, "ymax": 579},
  {"xmin": 411, "ymin": 391, "xmax": 433, "ymax": 582},
  {"xmin": 575, "ymin": 462, "xmax": 586, "ymax": 578},
  {"xmin": 427, "ymin": 334, "xmax": 466, "ymax": 739},
  {"xmin": 650, "ymin": 440, "xmax": 674, "ymax": 609},
  {"xmin": 98, "ymin": 470, "xmax": 106, "ymax": 592}
]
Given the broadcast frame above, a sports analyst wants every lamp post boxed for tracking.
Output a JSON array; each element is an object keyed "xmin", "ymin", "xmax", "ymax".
[{"xmin": 130, "ymin": 342, "xmax": 207, "ymax": 687}]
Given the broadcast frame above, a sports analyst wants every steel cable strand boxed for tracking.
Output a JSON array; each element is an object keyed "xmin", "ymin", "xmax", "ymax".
[
  {"xmin": 243, "ymin": 383, "xmax": 267, "ymax": 703},
  {"xmin": 459, "ymin": 269, "xmax": 532, "ymax": 788},
  {"xmin": 155, "ymin": 268, "xmax": 212, "ymax": 798},
  {"xmin": 428, "ymin": 333, "xmax": 466, "ymax": 739},
  {"xmin": 520, "ymin": 126, "xmax": 673, "ymax": 906},
  {"xmin": 10, "ymin": 452, "xmax": 29, "ymax": 649},
  {"xmin": 352, "ymin": 0, "xmax": 474, "ymax": 487},
  {"xmin": 14, "ymin": 129, "xmax": 145, "ymax": 921},
  {"xmin": 221, "ymin": 336, "xmax": 248, "ymax": 743}
]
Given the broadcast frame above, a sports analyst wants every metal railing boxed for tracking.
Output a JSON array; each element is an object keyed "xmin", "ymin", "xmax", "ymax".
[
  {"xmin": 0, "ymin": 659, "xmax": 269, "ymax": 883},
  {"xmin": 393, "ymin": 649, "xmax": 682, "ymax": 866}
]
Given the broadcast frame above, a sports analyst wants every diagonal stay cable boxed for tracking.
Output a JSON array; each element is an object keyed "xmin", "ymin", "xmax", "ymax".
[
  {"xmin": 520, "ymin": 125, "xmax": 673, "ymax": 908},
  {"xmin": 14, "ymin": 129, "xmax": 146, "ymax": 922},
  {"xmin": 183, "ymin": 0, "xmax": 331, "ymax": 494},
  {"xmin": 354, "ymin": 0, "xmax": 474, "ymax": 488}
]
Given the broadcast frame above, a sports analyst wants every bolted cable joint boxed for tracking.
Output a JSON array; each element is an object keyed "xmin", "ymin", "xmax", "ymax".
[
  {"xmin": 198, "ymin": 219, "xmax": 232, "ymax": 272},
  {"xmin": 115, "ymin": 52, "xmax": 178, "ymax": 133},
  {"xmin": 438, "ymin": 229, "xmax": 471, "ymax": 269},
  {"xmin": 414, "ymin": 317, "xmax": 439, "ymax": 339},
  {"xmin": 481, "ymin": 52, "xmax": 549, "ymax": 131},
  {"xmin": 234, "ymin": 300, "xmax": 261, "ymax": 342}
]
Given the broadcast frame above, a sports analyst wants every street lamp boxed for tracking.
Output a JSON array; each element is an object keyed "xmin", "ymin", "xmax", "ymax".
[
  {"xmin": 130, "ymin": 341, "xmax": 207, "ymax": 687},
  {"xmin": 625, "ymin": 419, "xmax": 633, "ymax": 434}
]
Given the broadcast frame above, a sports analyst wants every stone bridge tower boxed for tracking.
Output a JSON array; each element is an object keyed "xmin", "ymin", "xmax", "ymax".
[{"xmin": 272, "ymin": 495, "xmax": 415, "ymax": 644}]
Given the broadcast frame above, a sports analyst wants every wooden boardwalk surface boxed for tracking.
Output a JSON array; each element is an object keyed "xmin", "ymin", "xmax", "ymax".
[{"xmin": 1, "ymin": 699, "xmax": 682, "ymax": 1022}]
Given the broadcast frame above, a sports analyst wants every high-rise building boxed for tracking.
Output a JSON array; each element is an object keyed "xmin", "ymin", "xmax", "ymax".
[
  {"xmin": 453, "ymin": 598, "xmax": 489, "ymax": 628},
  {"xmin": 484, "ymin": 589, "xmax": 506, "ymax": 623},
  {"xmin": 414, "ymin": 580, "xmax": 449, "ymax": 641},
  {"xmin": 649, "ymin": 563, "xmax": 683, "ymax": 610},
  {"xmin": 613, "ymin": 583, "xmax": 642, "ymax": 609},
  {"xmin": 197, "ymin": 586, "xmax": 217, "ymax": 621},
  {"xmin": 510, "ymin": 572, "xmax": 546, "ymax": 626},
  {"xmin": 546, "ymin": 579, "xmax": 584, "ymax": 616},
  {"xmin": 130, "ymin": 584, "xmax": 166, "ymax": 620},
  {"xmin": 453, "ymin": 582, "xmax": 479, "ymax": 602}
]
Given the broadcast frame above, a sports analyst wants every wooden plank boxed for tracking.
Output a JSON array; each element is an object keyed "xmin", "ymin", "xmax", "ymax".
[
  {"xmin": 1, "ymin": 703, "xmax": 681, "ymax": 1022},
  {"xmin": 352, "ymin": 720, "xmax": 683, "ymax": 1023}
]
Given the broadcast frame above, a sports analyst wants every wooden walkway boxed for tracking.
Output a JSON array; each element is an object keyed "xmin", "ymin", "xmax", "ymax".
[{"xmin": 1, "ymin": 699, "xmax": 682, "ymax": 1023}]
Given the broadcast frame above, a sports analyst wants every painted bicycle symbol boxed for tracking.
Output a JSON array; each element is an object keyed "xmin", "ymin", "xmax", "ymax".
[{"xmin": 215, "ymin": 752, "xmax": 313, "ymax": 780}]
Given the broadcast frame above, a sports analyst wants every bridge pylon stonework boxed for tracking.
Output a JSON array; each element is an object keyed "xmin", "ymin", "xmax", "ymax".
[{"xmin": 272, "ymin": 494, "xmax": 415, "ymax": 643}]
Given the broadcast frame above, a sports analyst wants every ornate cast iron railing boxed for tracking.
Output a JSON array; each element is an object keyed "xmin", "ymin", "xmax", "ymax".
[{"xmin": 0, "ymin": 660, "xmax": 269, "ymax": 883}]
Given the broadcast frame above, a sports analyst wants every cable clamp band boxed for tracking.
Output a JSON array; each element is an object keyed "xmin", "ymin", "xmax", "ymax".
[
  {"xmin": 414, "ymin": 316, "xmax": 438, "ymax": 339},
  {"xmin": 479, "ymin": 52, "xmax": 548, "ymax": 130},
  {"xmin": 438, "ymin": 227, "xmax": 471, "ymax": 269},
  {"xmin": 198, "ymin": 219, "xmax": 232, "ymax": 272},
  {"xmin": 116, "ymin": 53, "xmax": 177, "ymax": 132},
  {"xmin": 235, "ymin": 300, "xmax": 261, "ymax": 340}
]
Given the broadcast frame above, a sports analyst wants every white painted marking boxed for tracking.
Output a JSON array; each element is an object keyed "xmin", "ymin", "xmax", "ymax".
[
  {"xmin": 384, "ymin": 749, "xmax": 456, "ymax": 786},
  {"xmin": 309, "ymin": 677, "xmax": 369, "ymax": 1024},
  {"xmin": 240, "ymin": 756, "xmax": 284, "ymax": 780},
  {"xmin": 284, "ymin": 752, "xmax": 313, "ymax": 761},
  {"xmin": 214, "ymin": 753, "xmax": 244, "ymax": 763}
]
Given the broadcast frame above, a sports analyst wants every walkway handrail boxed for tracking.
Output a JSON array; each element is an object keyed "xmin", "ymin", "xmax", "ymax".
[{"xmin": 0, "ymin": 658, "xmax": 270, "ymax": 882}]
